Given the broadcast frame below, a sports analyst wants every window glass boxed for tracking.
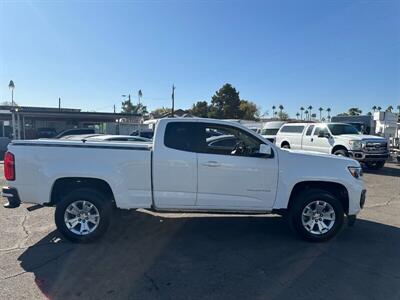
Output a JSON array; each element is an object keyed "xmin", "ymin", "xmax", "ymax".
[
  {"xmin": 279, "ymin": 125, "xmax": 305, "ymax": 133},
  {"xmin": 198, "ymin": 123, "xmax": 264, "ymax": 157},
  {"xmin": 327, "ymin": 124, "xmax": 359, "ymax": 135},
  {"xmin": 306, "ymin": 125, "xmax": 315, "ymax": 136},
  {"xmin": 164, "ymin": 122, "xmax": 198, "ymax": 152},
  {"xmin": 260, "ymin": 128, "xmax": 280, "ymax": 135},
  {"xmin": 314, "ymin": 126, "xmax": 327, "ymax": 136}
]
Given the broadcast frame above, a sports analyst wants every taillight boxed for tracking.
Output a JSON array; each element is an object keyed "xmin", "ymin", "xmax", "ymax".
[{"xmin": 4, "ymin": 152, "xmax": 15, "ymax": 181}]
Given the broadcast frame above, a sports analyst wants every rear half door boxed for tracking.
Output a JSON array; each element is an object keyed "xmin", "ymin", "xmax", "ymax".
[{"xmin": 152, "ymin": 121, "xmax": 198, "ymax": 208}]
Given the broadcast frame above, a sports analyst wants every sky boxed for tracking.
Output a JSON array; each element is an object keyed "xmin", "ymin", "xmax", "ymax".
[{"xmin": 0, "ymin": 0, "xmax": 399, "ymax": 118}]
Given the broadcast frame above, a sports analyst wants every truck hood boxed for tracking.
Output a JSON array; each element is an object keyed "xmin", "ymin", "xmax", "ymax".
[
  {"xmin": 334, "ymin": 134, "xmax": 386, "ymax": 141},
  {"xmin": 281, "ymin": 148, "xmax": 359, "ymax": 166}
]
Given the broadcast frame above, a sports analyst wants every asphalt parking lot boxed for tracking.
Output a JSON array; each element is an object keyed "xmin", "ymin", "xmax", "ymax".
[{"xmin": 0, "ymin": 163, "xmax": 399, "ymax": 300}]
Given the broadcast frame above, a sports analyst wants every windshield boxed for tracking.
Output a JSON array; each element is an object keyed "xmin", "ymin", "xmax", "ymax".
[
  {"xmin": 260, "ymin": 128, "xmax": 280, "ymax": 136},
  {"xmin": 327, "ymin": 124, "xmax": 359, "ymax": 135}
]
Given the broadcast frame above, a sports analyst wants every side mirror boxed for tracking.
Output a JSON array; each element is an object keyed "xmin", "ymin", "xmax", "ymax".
[{"xmin": 259, "ymin": 144, "xmax": 272, "ymax": 156}]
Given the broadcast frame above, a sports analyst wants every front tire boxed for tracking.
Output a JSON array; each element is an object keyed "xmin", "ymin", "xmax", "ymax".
[
  {"xmin": 289, "ymin": 189, "xmax": 344, "ymax": 242},
  {"xmin": 333, "ymin": 149, "xmax": 349, "ymax": 157},
  {"xmin": 55, "ymin": 188, "xmax": 112, "ymax": 243}
]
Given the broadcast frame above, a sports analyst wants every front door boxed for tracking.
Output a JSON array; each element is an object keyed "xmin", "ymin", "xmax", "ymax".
[{"xmin": 196, "ymin": 123, "xmax": 279, "ymax": 210}]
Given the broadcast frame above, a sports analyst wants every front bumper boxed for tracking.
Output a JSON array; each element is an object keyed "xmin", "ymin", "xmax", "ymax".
[
  {"xmin": 2, "ymin": 187, "xmax": 21, "ymax": 208},
  {"xmin": 348, "ymin": 189, "xmax": 366, "ymax": 226},
  {"xmin": 348, "ymin": 151, "xmax": 389, "ymax": 162}
]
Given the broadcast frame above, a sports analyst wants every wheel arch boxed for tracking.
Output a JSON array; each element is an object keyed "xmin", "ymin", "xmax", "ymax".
[
  {"xmin": 287, "ymin": 181, "xmax": 349, "ymax": 215},
  {"xmin": 49, "ymin": 177, "xmax": 115, "ymax": 206},
  {"xmin": 281, "ymin": 140, "xmax": 290, "ymax": 148},
  {"xmin": 331, "ymin": 144, "xmax": 348, "ymax": 155}
]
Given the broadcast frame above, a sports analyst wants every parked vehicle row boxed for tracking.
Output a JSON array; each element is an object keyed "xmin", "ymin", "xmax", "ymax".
[{"xmin": 3, "ymin": 118, "xmax": 366, "ymax": 243}]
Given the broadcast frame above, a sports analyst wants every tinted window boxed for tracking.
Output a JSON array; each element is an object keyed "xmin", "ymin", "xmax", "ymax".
[
  {"xmin": 164, "ymin": 122, "xmax": 198, "ymax": 152},
  {"xmin": 280, "ymin": 125, "xmax": 305, "ymax": 133},
  {"xmin": 306, "ymin": 125, "xmax": 315, "ymax": 136},
  {"xmin": 260, "ymin": 128, "xmax": 280, "ymax": 135},
  {"xmin": 199, "ymin": 123, "xmax": 264, "ymax": 157},
  {"xmin": 327, "ymin": 124, "xmax": 359, "ymax": 135}
]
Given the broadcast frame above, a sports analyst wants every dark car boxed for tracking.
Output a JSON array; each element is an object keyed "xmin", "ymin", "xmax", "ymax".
[
  {"xmin": 130, "ymin": 129, "xmax": 154, "ymax": 139},
  {"xmin": 37, "ymin": 127, "xmax": 58, "ymax": 138},
  {"xmin": 55, "ymin": 128, "xmax": 96, "ymax": 139}
]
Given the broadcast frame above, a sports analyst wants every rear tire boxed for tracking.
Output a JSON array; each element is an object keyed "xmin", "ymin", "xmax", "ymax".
[
  {"xmin": 281, "ymin": 143, "xmax": 290, "ymax": 149},
  {"xmin": 333, "ymin": 149, "xmax": 349, "ymax": 157},
  {"xmin": 55, "ymin": 188, "xmax": 112, "ymax": 243},
  {"xmin": 365, "ymin": 161, "xmax": 385, "ymax": 170},
  {"xmin": 288, "ymin": 189, "xmax": 344, "ymax": 242}
]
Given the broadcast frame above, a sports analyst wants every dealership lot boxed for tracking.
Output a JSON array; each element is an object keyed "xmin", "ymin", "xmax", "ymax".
[{"xmin": 0, "ymin": 163, "xmax": 399, "ymax": 300}]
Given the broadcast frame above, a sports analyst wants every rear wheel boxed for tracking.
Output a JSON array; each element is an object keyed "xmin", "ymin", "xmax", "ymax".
[
  {"xmin": 55, "ymin": 188, "xmax": 112, "ymax": 243},
  {"xmin": 365, "ymin": 161, "xmax": 385, "ymax": 170},
  {"xmin": 289, "ymin": 189, "xmax": 344, "ymax": 242},
  {"xmin": 281, "ymin": 143, "xmax": 290, "ymax": 149}
]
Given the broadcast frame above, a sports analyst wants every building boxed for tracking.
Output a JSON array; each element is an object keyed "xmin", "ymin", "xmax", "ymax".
[{"xmin": 0, "ymin": 105, "xmax": 142, "ymax": 139}]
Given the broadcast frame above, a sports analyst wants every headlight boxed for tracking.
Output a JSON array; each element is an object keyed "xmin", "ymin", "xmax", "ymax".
[
  {"xmin": 349, "ymin": 140, "xmax": 363, "ymax": 150},
  {"xmin": 348, "ymin": 166, "xmax": 363, "ymax": 179}
]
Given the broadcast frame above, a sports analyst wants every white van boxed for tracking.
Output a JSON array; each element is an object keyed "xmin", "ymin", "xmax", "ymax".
[{"xmin": 259, "ymin": 121, "xmax": 286, "ymax": 143}]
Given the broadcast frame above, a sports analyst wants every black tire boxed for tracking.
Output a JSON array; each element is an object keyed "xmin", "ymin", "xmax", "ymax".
[
  {"xmin": 333, "ymin": 148, "xmax": 349, "ymax": 157},
  {"xmin": 281, "ymin": 143, "xmax": 290, "ymax": 149},
  {"xmin": 288, "ymin": 189, "xmax": 344, "ymax": 242},
  {"xmin": 55, "ymin": 188, "xmax": 112, "ymax": 243},
  {"xmin": 365, "ymin": 161, "xmax": 385, "ymax": 170}
]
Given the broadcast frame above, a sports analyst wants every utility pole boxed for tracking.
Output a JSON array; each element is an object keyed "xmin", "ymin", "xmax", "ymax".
[
  {"xmin": 138, "ymin": 90, "xmax": 143, "ymax": 136},
  {"xmin": 8, "ymin": 80, "xmax": 16, "ymax": 139},
  {"xmin": 171, "ymin": 84, "xmax": 175, "ymax": 117},
  {"xmin": 58, "ymin": 97, "xmax": 61, "ymax": 110},
  {"xmin": 113, "ymin": 105, "xmax": 116, "ymax": 113}
]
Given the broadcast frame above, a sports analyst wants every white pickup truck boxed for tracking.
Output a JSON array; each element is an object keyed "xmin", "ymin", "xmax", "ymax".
[
  {"xmin": 2, "ymin": 118, "xmax": 366, "ymax": 243},
  {"xmin": 275, "ymin": 123, "xmax": 389, "ymax": 169}
]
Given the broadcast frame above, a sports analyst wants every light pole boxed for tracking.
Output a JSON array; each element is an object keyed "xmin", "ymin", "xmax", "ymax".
[{"xmin": 8, "ymin": 80, "xmax": 16, "ymax": 139}]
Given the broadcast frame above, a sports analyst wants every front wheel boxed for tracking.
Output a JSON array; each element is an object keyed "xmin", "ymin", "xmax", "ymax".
[
  {"xmin": 333, "ymin": 149, "xmax": 349, "ymax": 157},
  {"xmin": 289, "ymin": 189, "xmax": 344, "ymax": 242},
  {"xmin": 55, "ymin": 188, "xmax": 112, "ymax": 243}
]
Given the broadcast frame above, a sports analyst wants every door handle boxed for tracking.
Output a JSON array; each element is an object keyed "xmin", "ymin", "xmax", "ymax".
[
  {"xmin": 311, "ymin": 138, "xmax": 314, "ymax": 142},
  {"xmin": 202, "ymin": 161, "xmax": 221, "ymax": 167}
]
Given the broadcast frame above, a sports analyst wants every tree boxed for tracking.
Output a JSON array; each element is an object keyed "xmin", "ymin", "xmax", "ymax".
[
  {"xmin": 121, "ymin": 97, "xmax": 147, "ymax": 115},
  {"xmin": 277, "ymin": 111, "xmax": 289, "ymax": 120},
  {"xmin": 296, "ymin": 112, "xmax": 300, "ymax": 119},
  {"xmin": 272, "ymin": 105, "xmax": 276, "ymax": 116},
  {"xmin": 304, "ymin": 110, "xmax": 309, "ymax": 120},
  {"xmin": 377, "ymin": 106, "xmax": 382, "ymax": 111},
  {"xmin": 208, "ymin": 83, "xmax": 241, "ymax": 119},
  {"xmin": 0, "ymin": 101, "xmax": 18, "ymax": 106},
  {"xmin": 386, "ymin": 105, "xmax": 394, "ymax": 112},
  {"xmin": 300, "ymin": 107, "xmax": 304, "ymax": 120},
  {"xmin": 326, "ymin": 108, "xmax": 331, "ymax": 121},
  {"xmin": 397, "ymin": 105, "xmax": 400, "ymax": 113},
  {"xmin": 190, "ymin": 101, "xmax": 209, "ymax": 118},
  {"xmin": 372, "ymin": 105, "xmax": 377, "ymax": 112},
  {"xmin": 307, "ymin": 106, "xmax": 313, "ymax": 120},
  {"xmin": 151, "ymin": 107, "xmax": 171, "ymax": 118},
  {"xmin": 238, "ymin": 100, "xmax": 260, "ymax": 120},
  {"xmin": 348, "ymin": 107, "xmax": 362, "ymax": 116},
  {"xmin": 318, "ymin": 107, "xmax": 323, "ymax": 120}
]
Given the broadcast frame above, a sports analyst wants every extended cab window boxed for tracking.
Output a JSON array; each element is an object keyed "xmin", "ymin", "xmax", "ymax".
[
  {"xmin": 279, "ymin": 125, "xmax": 305, "ymax": 133},
  {"xmin": 164, "ymin": 122, "xmax": 198, "ymax": 152},
  {"xmin": 198, "ymin": 123, "xmax": 264, "ymax": 157},
  {"xmin": 313, "ymin": 126, "xmax": 328, "ymax": 136}
]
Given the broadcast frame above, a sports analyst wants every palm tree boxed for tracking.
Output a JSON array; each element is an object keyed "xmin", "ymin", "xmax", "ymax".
[
  {"xmin": 278, "ymin": 105, "xmax": 284, "ymax": 120},
  {"xmin": 386, "ymin": 105, "xmax": 394, "ymax": 112},
  {"xmin": 372, "ymin": 105, "xmax": 377, "ymax": 112},
  {"xmin": 304, "ymin": 110, "xmax": 309, "ymax": 120},
  {"xmin": 318, "ymin": 107, "xmax": 323, "ymax": 120},
  {"xmin": 300, "ymin": 106, "xmax": 305, "ymax": 120},
  {"xmin": 274, "ymin": 111, "xmax": 278, "ymax": 119},
  {"xmin": 397, "ymin": 105, "xmax": 400, "ymax": 114},
  {"xmin": 377, "ymin": 106, "xmax": 382, "ymax": 111},
  {"xmin": 326, "ymin": 107, "xmax": 331, "ymax": 121},
  {"xmin": 307, "ymin": 106, "xmax": 313, "ymax": 120},
  {"xmin": 272, "ymin": 105, "xmax": 276, "ymax": 116},
  {"xmin": 296, "ymin": 112, "xmax": 300, "ymax": 119}
]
